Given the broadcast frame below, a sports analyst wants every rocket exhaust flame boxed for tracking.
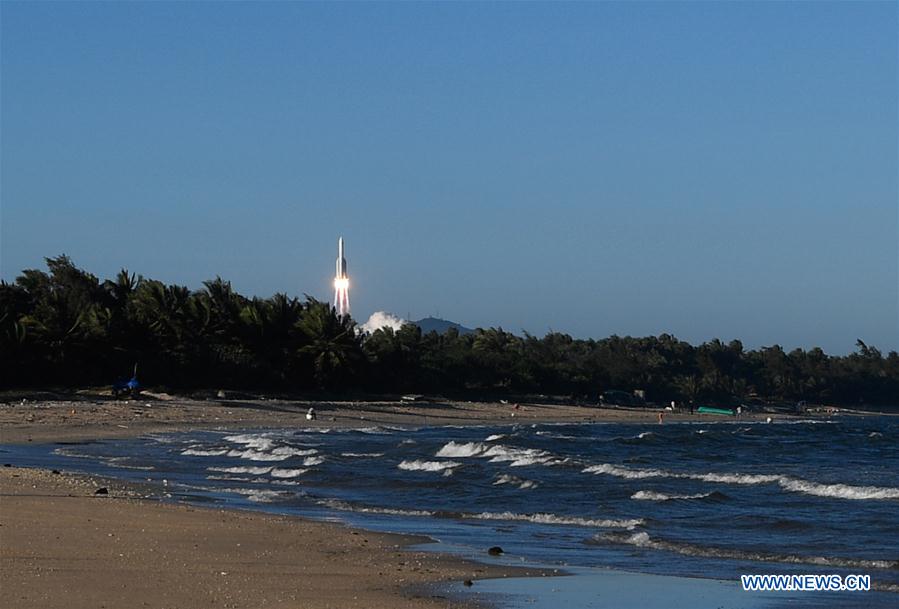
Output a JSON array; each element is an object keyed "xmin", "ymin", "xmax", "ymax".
[{"xmin": 334, "ymin": 237, "xmax": 350, "ymax": 316}]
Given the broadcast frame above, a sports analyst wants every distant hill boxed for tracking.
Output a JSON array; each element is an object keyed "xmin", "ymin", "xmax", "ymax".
[{"xmin": 414, "ymin": 317, "xmax": 475, "ymax": 335}]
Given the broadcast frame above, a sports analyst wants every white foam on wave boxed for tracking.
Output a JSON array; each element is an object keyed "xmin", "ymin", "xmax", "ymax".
[
  {"xmin": 226, "ymin": 449, "xmax": 290, "ymax": 461},
  {"xmin": 583, "ymin": 463, "xmax": 669, "ymax": 480},
  {"xmin": 270, "ymin": 468, "xmax": 308, "ymax": 479},
  {"xmin": 312, "ymin": 500, "xmax": 641, "ymax": 530},
  {"xmin": 493, "ymin": 474, "xmax": 539, "ymax": 490},
  {"xmin": 341, "ymin": 452, "xmax": 384, "ymax": 458},
  {"xmin": 218, "ymin": 487, "xmax": 290, "ymax": 503},
  {"xmin": 467, "ymin": 511, "xmax": 643, "ymax": 530},
  {"xmin": 226, "ymin": 446, "xmax": 318, "ymax": 462},
  {"xmin": 356, "ymin": 426, "xmax": 406, "ymax": 435},
  {"xmin": 398, "ymin": 459, "xmax": 461, "ymax": 472},
  {"xmin": 597, "ymin": 531, "xmax": 898, "ymax": 570},
  {"xmin": 208, "ymin": 465, "xmax": 272, "ymax": 475},
  {"xmin": 631, "ymin": 490, "xmax": 714, "ymax": 501},
  {"xmin": 485, "ymin": 434, "xmax": 505, "ymax": 441},
  {"xmin": 104, "ymin": 456, "xmax": 155, "ymax": 471},
  {"xmin": 778, "ymin": 478, "xmax": 899, "ymax": 500},
  {"xmin": 317, "ymin": 498, "xmax": 434, "ymax": 517},
  {"xmin": 584, "ymin": 463, "xmax": 899, "ymax": 501},
  {"xmin": 53, "ymin": 447, "xmax": 92, "ymax": 459},
  {"xmin": 693, "ymin": 472, "xmax": 782, "ymax": 485},
  {"xmin": 436, "ymin": 441, "xmax": 486, "ymax": 458},
  {"xmin": 181, "ymin": 448, "xmax": 229, "ymax": 456},
  {"xmin": 302, "ymin": 456, "xmax": 325, "ymax": 467},
  {"xmin": 224, "ymin": 433, "xmax": 275, "ymax": 451},
  {"xmin": 435, "ymin": 441, "xmax": 559, "ymax": 467}
]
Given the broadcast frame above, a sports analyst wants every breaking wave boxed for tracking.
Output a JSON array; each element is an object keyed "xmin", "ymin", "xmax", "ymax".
[
  {"xmin": 398, "ymin": 459, "xmax": 462, "ymax": 472},
  {"xmin": 316, "ymin": 498, "xmax": 434, "ymax": 518},
  {"xmin": 220, "ymin": 488, "xmax": 289, "ymax": 503},
  {"xmin": 435, "ymin": 441, "xmax": 560, "ymax": 467},
  {"xmin": 224, "ymin": 434, "xmax": 275, "ymax": 451},
  {"xmin": 493, "ymin": 474, "xmax": 539, "ymax": 490},
  {"xmin": 208, "ymin": 465, "xmax": 271, "ymax": 475},
  {"xmin": 778, "ymin": 478, "xmax": 899, "ymax": 501},
  {"xmin": 630, "ymin": 490, "xmax": 717, "ymax": 501},
  {"xmin": 181, "ymin": 448, "xmax": 229, "ymax": 456},
  {"xmin": 594, "ymin": 531, "xmax": 899, "ymax": 570},
  {"xmin": 467, "ymin": 511, "xmax": 643, "ymax": 530},
  {"xmin": 583, "ymin": 463, "xmax": 899, "ymax": 500},
  {"xmin": 270, "ymin": 468, "xmax": 307, "ymax": 478},
  {"xmin": 226, "ymin": 446, "xmax": 319, "ymax": 462}
]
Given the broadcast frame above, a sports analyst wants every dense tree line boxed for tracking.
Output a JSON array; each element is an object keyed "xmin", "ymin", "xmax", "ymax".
[{"xmin": 2, "ymin": 256, "xmax": 897, "ymax": 405}]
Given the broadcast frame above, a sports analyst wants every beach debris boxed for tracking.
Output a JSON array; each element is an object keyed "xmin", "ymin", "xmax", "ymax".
[
  {"xmin": 487, "ymin": 546, "xmax": 504, "ymax": 556},
  {"xmin": 51, "ymin": 470, "xmax": 60, "ymax": 475},
  {"xmin": 94, "ymin": 487, "xmax": 108, "ymax": 495},
  {"xmin": 463, "ymin": 579, "xmax": 474, "ymax": 587}
]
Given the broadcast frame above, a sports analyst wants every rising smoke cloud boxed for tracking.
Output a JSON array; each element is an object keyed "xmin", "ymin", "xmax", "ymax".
[{"xmin": 361, "ymin": 311, "xmax": 407, "ymax": 334}]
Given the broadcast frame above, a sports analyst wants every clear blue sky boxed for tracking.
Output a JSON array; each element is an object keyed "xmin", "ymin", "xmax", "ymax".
[{"xmin": 2, "ymin": 2, "xmax": 896, "ymax": 354}]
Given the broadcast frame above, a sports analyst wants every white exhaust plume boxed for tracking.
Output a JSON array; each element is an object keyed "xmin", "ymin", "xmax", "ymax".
[{"xmin": 361, "ymin": 311, "xmax": 407, "ymax": 334}]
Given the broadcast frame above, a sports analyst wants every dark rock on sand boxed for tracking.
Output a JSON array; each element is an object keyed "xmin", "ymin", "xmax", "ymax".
[
  {"xmin": 487, "ymin": 546, "xmax": 503, "ymax": 556},
  {"xmin": 94, "ymin": 487, "xmax": 108, "ymax": 495}
]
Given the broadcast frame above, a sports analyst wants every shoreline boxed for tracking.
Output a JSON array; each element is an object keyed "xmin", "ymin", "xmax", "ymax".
[
  {"xmin": 0, "ymin": 465, "xmax": 545, "ymax": 609},
  {"xmin": 4, "ymin": 398, "xmax": 896, "ymax": 608},
  {"xmin": 1, "ymin": 394, "xmax": 880, "ymax": 445}
]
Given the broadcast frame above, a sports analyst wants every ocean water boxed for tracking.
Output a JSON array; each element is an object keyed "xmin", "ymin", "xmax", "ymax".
[{"xmin": 3, "ymin": 417, "xmax": 898, "ymax": 607}]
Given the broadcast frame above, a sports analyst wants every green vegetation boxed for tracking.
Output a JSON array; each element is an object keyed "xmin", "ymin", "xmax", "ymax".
[{"xmin": 2, "ymin": 256, "xmax": 897, "ymax": 405}]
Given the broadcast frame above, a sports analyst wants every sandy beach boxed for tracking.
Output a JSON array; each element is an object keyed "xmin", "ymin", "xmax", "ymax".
[
  {"xmin": 1, "ymin": 395, "xmax": 887, "ymax": 609},
  {"xmin": 0, "ymin": 395, "xmax": 594, "ymax": 609},
  {"xmin": 0, "ymin": 465, "xmax": 544, "ymax": 609}
]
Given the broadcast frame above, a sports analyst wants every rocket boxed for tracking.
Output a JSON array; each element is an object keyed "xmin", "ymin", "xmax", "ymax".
[
  {"xmin": 336, "ymin": 237, "xmax": 347, "ymax": 280},
  {"xmin": 333, "ymin": 237, "xmax": 350, "ymax": 316}
]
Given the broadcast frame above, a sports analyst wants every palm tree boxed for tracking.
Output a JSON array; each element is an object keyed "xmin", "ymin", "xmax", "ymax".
[{"xmin": 296, "ymin": 299, "xmax": 363, "ymax": 388}]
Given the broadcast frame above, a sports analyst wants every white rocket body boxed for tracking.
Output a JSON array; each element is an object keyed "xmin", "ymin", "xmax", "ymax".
[
  {"xmin": 336, "ymin": 237, "xmax": 347, "ymax": 279},
  {"xmin": 333, "ymin": 237, "xmax": 350, "ymax": 316}
]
